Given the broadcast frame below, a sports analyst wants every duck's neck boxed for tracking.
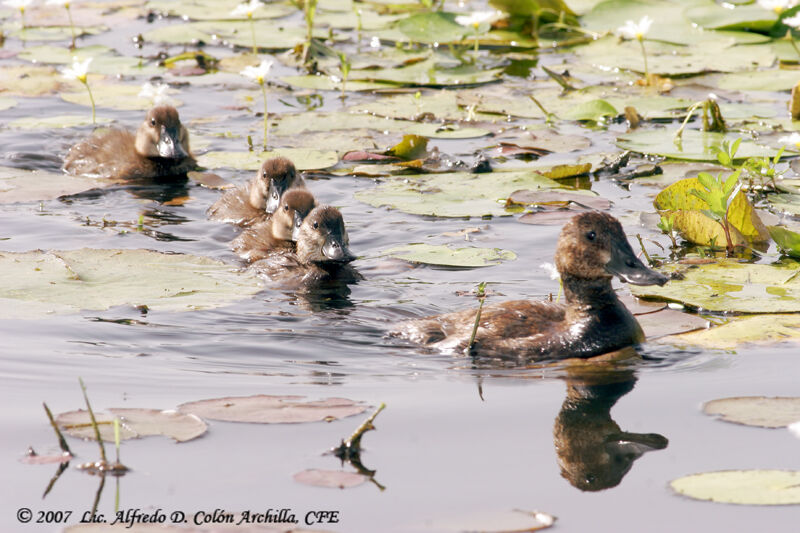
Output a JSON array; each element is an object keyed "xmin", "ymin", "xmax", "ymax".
[{"xmin": 561, "ymin": 274, "xmax": 619, "ymax": 310}]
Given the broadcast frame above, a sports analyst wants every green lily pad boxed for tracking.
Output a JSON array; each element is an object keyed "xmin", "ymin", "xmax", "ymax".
[
  {"xmin": 704, "ymin": 396, "xmax": 800, "ymax": 428},
  {"xmin": 0, "ymin": 249, "xmax": 263, "ymax": 317},
  {"xmin": 769, "ymin": 226, "xmax": 800, "ymax": 257},
  {"xmin": 686, "ymin": 3, "xmax": 777, "ymax": 31},
  {"xmin": 9, "ymin": 25, "xmax": 106, "ymax": 42},
  {"xmin": 672, "ymin": 314, "xmax": 800, "ymax": 349},
  {"xmin": 18, "ymin": 45, "xmax": 161, "ymax": 76},
  {"xmin": 146, "ymin": 0, "xmax": 295, "ymax": 20},
  {"xmin": 617, "ymin": 130, "xmax": 780, "ymax": 162},
  {"xmin": 56, "ymin": 408, "xmax": 207, "ymax": 443},
  {"xmin": 348, "ymin": 90, "xmax": 494, "ymax": 122},
  {"xmin": 395, "ymin": 12, "xmax": 467, "ymax": 44},
  {"xmin": 767, "ymin": 194, "xmax": 800, "ymax": 216},
  {"xmin": 61, "ymin": 82, "xmax": 181, "ymax": 111},
  {"xmin": 178, "ymin": 395, "xmax": 368, "ymax": 423},
  {"xmin": 563, "ymin": 99, "xmax": 617, "ymax": 121},
  {"xmin": 348, "ymin": 57, "xmax": 503, "ymax": 87},
  {"xmin": 385, "ymin": 244, "xmax": 517, "ymax": 267},
  {"xmin": 281, "ymin": 74, "xmax": 397, "ymax": 92},
  {"xmin": 631, "ymin": 261, "xmax": 800, "ymax": 313},
  {"xmin": 0, "ymin": 97, "xmax": 16, "ymax": 111},
  {"xmin": 490, "ymin": 0, "xmax": 573, "ymax": 17},
  {"xmin": 671, "ymin": 470, "xmax": 800, "ymax": 505},
  {"xmin": 144, "ymin": 20, "xmax": 330, "ymax": 49},
  {"xmin": 355, "ymin": 170, "xmax": 562, "ymax": 218},
  {"xmin": 197, "ymin": 149, "xmax": 339, "ymax": 171},
  {"xmin": 715, "ymin": 69, "xmax": 800, "ymax": 92},
  {"xmin": 9, "ymin": 114, "xmax": 113, "ymax": 129},
  {"xmin": 0, "ymin": 167, "xmax": 113, "ymax": 203}
]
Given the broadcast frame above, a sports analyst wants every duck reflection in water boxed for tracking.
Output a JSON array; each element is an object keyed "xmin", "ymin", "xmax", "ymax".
[{"xmin": 554, "ymin": 364, "xmax": 668, "ymax": 491}]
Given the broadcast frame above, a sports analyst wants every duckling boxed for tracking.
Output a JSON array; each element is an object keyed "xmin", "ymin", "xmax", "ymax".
[
  {"xmin": 207, "ymin": 157, "xmax": 305, "ymax": 226},
  {"xmin": 250, "ymin": 205, "xmax": 359, "ymax": 287},
  {"xmin": 63, "ymin": 105, "xmax": 196, "ymax": 180},
  {"xmin": 392, "ymin": 211, "xmax": 668, "ymax": 360},
  {"xmin": 231, "ymin": 188, "xmax": 317, "ymax": 263}
]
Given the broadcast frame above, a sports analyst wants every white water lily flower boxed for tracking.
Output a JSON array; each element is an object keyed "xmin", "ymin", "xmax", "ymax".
[
  {"xmin": 455, "ymin": 10, "xmax": 499, "ymax": 28},
  {"xmin": 61, "ymin": 57, "xmax": 92, "ymax": 83},
  {"xmin": 240, "ymin": 59, "xmax": 273, "ymax": 85},
  {"xmin": 45, "ymin": 0, "xmax": 70, "ymax": 5},
  {"xmin": 789, "ymin": 420, "xmax": 800, "ymax": 439},
  {"xmin": 231, "ymin": 0, "xmax": 261, "ymax": 17},
  {"xmin": 757, "ymin": 0, "xmax": 797, "ymax": 12},
  {"xmin": 616, "ymin": 15, "xmax": 653, "ymax": 40},
  {"xmin": 784, "ymin": 13, "xmax": 800, "ymax": 27},
  {"xmin": 3, "ymin": 0, "xmax": 32, "ymax": 10},
  {"xmin": 138, "ymin": 82, "xmax": 171, "ymax": 104},
  {"xmin": 540, "ymin": 262, "xmax": 560, "ymax": 280},
  {"xmin": 779, "ymin": 132, "xmax": 800, "ymax": 148}
]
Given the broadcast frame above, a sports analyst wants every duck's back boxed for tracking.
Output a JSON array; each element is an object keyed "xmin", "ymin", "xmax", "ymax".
[
  {"xmin": 207, "ymin": 186, "xmax": 266, "ymax": 226},
  {"xmin": 250, "ymin": 251, "xmax": 360, "ymax": 289},
  {"xmin": 231, "ymin": 220, "xmax": 292, "ymax": 262}
]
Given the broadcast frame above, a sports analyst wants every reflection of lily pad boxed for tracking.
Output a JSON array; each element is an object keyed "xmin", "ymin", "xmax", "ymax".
[
  {"xmin": 294, "ymin": 469, "xmax": 368, "ymax": 489},
  {"xmin": 197, "ymin": 149, "xmax": 339, "ymax": 171},
  {"xmin": 0, "ymin": 249, "xmax": 262, "ymax": 317},
  {"xmin": 671, "ymin": 470, "xmax": 800, "ymax": 505},
  {"xmin": 178, "ymin": 395, "xmax": 367, "ymax": 423},
  {"xmin": 703, "ymin": 397, "xmax": 800, "ymax": 428},
  {"xmin": 670, "ymin": 314, "xmax": 800, "ymax": 349},
  {"xmin": 355, "ymin": 170, "xmax": 562, "ymax": 217},
  {"xmin": 385, "ymin": 244, "xmax": 516, "ymax": 267},
  {"xmin": 617, "ymin": 129, "xmax": 780, "ymax": 162},
  {"xmin": 631, "ymin": 261, "xmax": 800, "ymax": 313},
  {"xmin": 56, "ymin": 408, "xmax": 207, "ymax": 443}
]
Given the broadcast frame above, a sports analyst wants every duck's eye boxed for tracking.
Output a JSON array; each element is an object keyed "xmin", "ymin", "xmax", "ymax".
[
  {"xmin": 149, "ymin": 118, "xmax": 156, "ymax": 126},
  {"xmin": 313, "ymin": 222, "xmax": 319, "ymax": 229},
  {"xmin": 283, "ymin": 204, "xmax": 289, "ymax": 211},
  {"xmin": 585, "ymin": 230, "xmax": 596, "ymax": 241},
  {"xmin": 262, "ymin": 171, "xmax": 267, "ymax": 178}
]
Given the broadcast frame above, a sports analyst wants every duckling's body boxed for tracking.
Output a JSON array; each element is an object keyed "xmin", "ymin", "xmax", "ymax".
[
  {"xmin": 250, "ymin": 205, "xmax": 359, "ymax": 287},
  {"xmin": 207, "ymin": 157, "xmax": 304, "ymax": 226},
  {"xmin": 231, "ymin": 189, "xmax": 316, "ymax": 263},
  {"xmin": 63, "ymin": 106, "xmax": 195, "ymax": 180},
  {"xmin": 393, "ymin": 212, "xmax": 668, "ymax": 360}
]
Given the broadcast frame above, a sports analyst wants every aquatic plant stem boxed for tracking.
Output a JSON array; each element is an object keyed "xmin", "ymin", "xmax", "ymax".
[
  {"xmin": 788, "ymin": 30, "xmax": 800, "ymax": 59},
  {"xmin": 260, "ymin": 80, "xmax": 268, "ymax": 152},
  {"xmin": 82, "ymin": 80, "xmax": 96, "ymax": 125},
  {"xmin": 43, "ymin": 402, "xmax": 72, "ymax": 456},
  {"xmin": 637, "ymin": 36, "xmax": 649, "ymax": 84},
  {"xmin": 466, "ymin": 282, "xmax": 487, "ymax": 353},
  {"xmin": 248, "ymin": 14, "xmax": 257, "ymax": 55},
  {"xmin": 473, "ymin": 27, "xmax": 479, "ymax": 54},
  {"xmin": 66, "ymin": 3, "xmax": 76, "ymax": 50},
  {"xmin": 79, "ymin": 377, "xmax": 107, "ymax": 463}
]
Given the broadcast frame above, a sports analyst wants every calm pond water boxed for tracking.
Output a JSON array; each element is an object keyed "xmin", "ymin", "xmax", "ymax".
[{"xmin": 2, "ymin": 2, "xmax": 800, "ymax": 532}]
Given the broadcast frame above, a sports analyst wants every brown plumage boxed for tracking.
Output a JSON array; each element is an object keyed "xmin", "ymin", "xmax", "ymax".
[
  {"xmin": 392, "ymin": 211, "xmax": 669, "ymax": 360},
  {"xmin": 207, "ymin": 157, "xmax": 304, "ymax": 226},
  {"xmin": 231, "ymin": 189, "xmax": 317, "ymax": 263},
  {"xmin": 63, "ymin": 105, "xmax": 196, "ymax": 180}
]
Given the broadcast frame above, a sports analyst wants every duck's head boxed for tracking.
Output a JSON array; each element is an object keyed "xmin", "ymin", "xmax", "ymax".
[
  {"xmin": 555, "ymin": 212, "xmax": 668, "ymax": 286},
  {"xmin": 247, "ymin": 157, "xmax": 301, "ymax": 214},
  {"xmin": 295, "ymin": 205, "xmax": 355, "ymax": 265},
  {"xmin": 270, "ymin": 189, "xmax": 316, "ymax": 241},
  {"xmin": 135, "ymin": 106, "xmax": 190, "ymax": 160}
]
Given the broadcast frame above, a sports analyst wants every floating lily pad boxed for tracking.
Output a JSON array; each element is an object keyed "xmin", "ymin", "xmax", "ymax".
[
  {"xmin": 348, "ymin": 57, "xmax": 503, "ymax": 87},
  {"xmin": 686, "ymin": 3, "xmax": 777, "ymax": 32},
  {"xmin": 631, "ymin": 261, "xmax": 800, "ymax": 313},
  {"xmin": 671, "ymin": 314, "xmax": 800, "ymax": 349},
  {"xmin": 715, "ymin": 69, "xmax": 800, "ymax": 92},
  {"xmin": 0, "ymin": 97, "xmax": 16, "ymax": 111},
  {"xmin": 281, "ymin": 75, "xmax": 397, "ymax": 92},
  {"xmin": 355, "ymin": 170, "xmax": 562, "ymax": 218},
  {"xmin": 507, "ymin": 190, "xmax": 609, "ymax": 209},
  {"xmin": 703, "ymin": 397, "xmax": 800, "ymax": 428},
  {"xmin": 0, "ymin": 65, "xmax": 65, "ymax": 96},
  {"xmin": 671, "ymin": 470, "xmax": 800, "ymax": 505},
  {"xmin": 395, "ymin": 12, "xmax": 467, "ymax": 44},
  {"xmin": 766, "ymin": 194, "xmax": 800, "ymax": 217},
  {"xmin": 385, "ymin": 244, "xmax": 516, "ymax": 267},
  {"xmin": 563, "ymin": 99, "xmax": 617, "ymax": 122},
  {"xmin": 146, "ymin": 0, "xmax": 295, "ymax": 20},
  {"xmin": 293, "ymin": 469, "xmax": 368, "ymax": 489},
  {"xmin": 9, "ymin": 114, "xmax": 113, "ymax": 129},
  {"xmin": 178, "ymin": 395, "xmax": 368, "ymax": 423},
  {"xmin": 617, "ymin": 129, "xmax": 780, "ymax": 162},
  {"xmin": 637, "ymin": 308, "xmax": 709, "ymax": 338},
  {"xmin": 769, "ymin": 226, "xmax": 800, "ymax": 257},
  {"xmin": 197, "ymin": 149, "xmax": 339, "ymax": 171},
  {"xmin": 56, "ymin": 408, "xmax": 207, "ymax": 443},
  {"xmin": 0, "ymin": 249, "xmax": 263, "ymax": 317},
  {"xmin": 9, "ymin": 25, "xmax": 106, "ymax": 42},
  {"xmin": 62, "ymin": 82, "xmax": 179, "ymax": 111},
  {"xmin": 0, "ymin": 167, "xmax": 112, "ymax": 203}
]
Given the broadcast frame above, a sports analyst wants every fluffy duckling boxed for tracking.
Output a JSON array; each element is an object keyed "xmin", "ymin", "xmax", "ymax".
[
  {"xmin": 392, "ymin": 211, "xmax": 669, "ymax": 360},
  {"xmin": 63, "ymin": 105, "xmax": 196, "ymax": 180},
  {"xmin": 207, "ymin": 157, "xmax": 305, "ymax": 226},
  {"xmin": 250, "ymin": 205, "xmax": 359, "ymax": 287},
  {"xmin": 231, "ymin": 188, "xmax": 317, "ymax": 263}
]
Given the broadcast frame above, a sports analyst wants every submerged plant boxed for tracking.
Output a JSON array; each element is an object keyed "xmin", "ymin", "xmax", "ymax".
[
  {"xmin": 455, "ymin": 11, "xmax": 497, "ymax": 54},
  {"xmin": 61, "ymin": 57, "xmax": 95, "ymax": 124},
  {"xmin": 616, "ymin": 16, "xmax": 653, "ymax": 85},
  {"xmin": 240, "ymin": 59, "xmax": 273, "ymax": 152},
  {"xmin": 231, "ymin": 0, "xmax": 262, "ymax": 55},
  {"xmin": 46, "ymin": 0, "xmax": 77, "ymax": 48},
  {"xmin": 4, "ymin": 0, "xmax": 32, "ymax": 29}
]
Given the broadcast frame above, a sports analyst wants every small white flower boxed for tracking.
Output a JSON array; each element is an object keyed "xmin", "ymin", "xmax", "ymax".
[
  {"xmin": 540, "ymin": 262, "xmax": 560, "ymax": 280},
  {"xmin": 240, "ymin": 59, "xmax": 273, "ymax": 84},
  {"xmin": 45, "ymin": 0, "xmax": 70, "ymax": 5},
  {"xmin": 3, "ymin": 0, "xmax": 33, "ymax": 10},
  {"xmin": 617, "ymin": 15, "xmax": 653, "ymax": 40},
  {"xmin": 60, "ymin": 57, "xmax": 92, "ymax": 83},
  {"xmin": 455, "ymin": 10, "xmax": 499, "ymax": 28},
  {"xmin": 231, "ymin": 0, "xmax": 261, "ymax": 17},
  {"xmin": 784, "ymin": 13, "xmax": 800, "ymax": 27},
  {"xmin": 779, "ymin": 132, "xmax": 800, "ymax": 149},
  {"xmin": 369, "ymin": 36, "xmax": 381, "ymax": 48},
  {"xmin": 138, "ymin": 82, "xmax": 172, "ymax": 104},
  {"xmin": 789, "ymin": 420, "xmax": 800, "ymax": 439},
  {"xmin": 757, "ymin": 0, "xmax": 797, "ymax": 12}
]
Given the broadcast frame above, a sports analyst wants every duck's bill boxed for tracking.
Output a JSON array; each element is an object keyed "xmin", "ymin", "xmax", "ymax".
[
  {"xmin": 606, "ymin": 241, "xmax": 669, "ymax": 286},
  {"xmin": 157, "ymin": 128, "xmax": 188, "ymax": 159},
  {"xmin": 265, "ymin": 184, "xmax": 281, "ymax": 214},
  {"xmin": 322, "ymin": 235, "xmax": 356, "ymax": 263},
  {"xmin": 291, "ymin": 211, "xmax": 305, "ymax": 242}
]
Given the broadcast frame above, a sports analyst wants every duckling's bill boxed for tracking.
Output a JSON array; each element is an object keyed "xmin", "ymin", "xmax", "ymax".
[{"xmin": 605, "ymin": 238, "xmax": 668, "ymax": 286}]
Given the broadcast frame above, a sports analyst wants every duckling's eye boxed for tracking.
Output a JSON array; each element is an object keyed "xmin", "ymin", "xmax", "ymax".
[
  {"xmin": 283, "ymin": 204, "xmax": 289, "ymax": 211},
  {"xmin": 585, "ymin": 230, "xmax": 596, "ymax": 241},
  {"xmin": 149, "ymin": 118, "xmax": 156, "ymax": 127},
  {"xmin": 313, "ymin": 222, "xmax": 319, "ymax": 229},
  {"xmin": 262, "ymin": 171, "xmax": 267, "ymax": 178}
]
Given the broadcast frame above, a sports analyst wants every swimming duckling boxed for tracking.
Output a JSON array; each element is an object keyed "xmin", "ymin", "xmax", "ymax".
[
  {"xmin": 63, "ymin": 105, "xmax": 196, "ymax": 180},
  {"xmin": 207, "ymin": 157, "xmax": 305, "ymax": 226},
  {"xmin": 250, "ymin": 205, "xmax": 359, "ymax": 287},
  {"xmin": 392, "ymin": 211, "xmax": 668, "ymax": 360},
  {"xmin": 231, "ymin": 188, "xmax": 317, "ymax": 263}
]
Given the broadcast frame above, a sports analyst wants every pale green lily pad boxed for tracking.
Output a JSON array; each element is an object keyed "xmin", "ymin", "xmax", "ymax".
[
  {"xmin": 317, "ymin": 9, "xmax": 402, "ymax": 31},
  {"xmin": 0, "ymin": 167, "xmax": 113, "ymax": 203},
  {"xmin": 767, "ymin": 194, "xmax": 800, "ymax": 216},
  {"xmin": 0, "ymin": 65, "xmax": 66, "ymax": 96},
  {"xmin": 563, "ymin": 99, "xmax": 617, "ymax": 121},
  {"xmin": 144, "ymin": 20, "xmax": 328, "ymax": 49},
  {"xmin": 9, "ymin": 114, "xmax": 113, "ymax": 129},
  {"xmin": 18, "ymin": 45, "xmax": 161, "ymax": 76},
  {"xmin": 704, "ymin": 396, "xmax": 800, "ymax": 428},
  {"xmin": 769, "ymin": 226, "xmax": 800, "ymax": 257},
  {"xmin": 395, "ymin": 12, "xmax": 467, "ymax": 44},
  {"xmin": 672, "ymin": 314, "xmax": 800, "ymax": 349},
  {"xmin": 631, "ymin": 261, "xmax": 800, "ymax": 313},
  {"xmin": 56, "ymin": 408, "xmax": 207, "ymax": 443},
  {"xmin": 197, "ymin": 149, "xmax": 339, "ymax": 171},
  {"xmin": 715, "ymin": 69, "xmax": 800, "ymax": 92},
  {"xmin": 146, "ymin": 0, "xmax": 295, "ymax": 20},
  {"xmin": 490, "ymin": 0, "xmax": 573, "ymax": 17},
  {"xmin": 617, "ymin": 129, "xmax": 780, "ymax": 162},
  {"xmin": 61, "ymin": 82, "xmax": 181, "ymax": 111},
  {"xmin": 385, "ymin": 243, "xmax": 516, "ymax": 267},
  {"xmin": 348, "ymin": 90, "xmax": 495, "ymax": 122},
  {"xmin": 9, "ymin": 25, "xmax": 106, "ymax": 41},
  {"xmin": 0, "ymin": 249, "xmax": 263, "ymax": 317},
  {"xmin": 685, "ymin": 3, "xmax": 777, "ymax": 31},
  {"xmin": 355, "ymin": 170, "xmax": 562, "ymax": 218},
  {"xmin": 348, "ymin": 57, "xmax": 503, "ymax": 87},
  {"xmin": 0, "ymin": 97, "xmax": 16, "ymax": 111},
  {"xmin": 178, "ymin": 395, "xmax": 368, "ymax": 423},
  {"xmin": 671, "ymin": 470, "xmax": 800, "ymax": 505},
  {"xmin": 281, "ymin": 75, "xmax": 397, "ymax": 92}
]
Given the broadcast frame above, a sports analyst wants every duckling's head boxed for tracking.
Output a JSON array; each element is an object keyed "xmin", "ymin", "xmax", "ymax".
[
  {"xmin": 135, "ymin": 106, "xmax": 190, "ymax": 160},
  {"xmin": 555, "ymin": 212, "xmax": 668, "ymax": 286},
  {"xmin": 270, "ymin": 189, "xmax": 316, "ymax": 241},
  {"xmin": 295, "ymin": 205, "xmax": 355, "ymax": 265}
]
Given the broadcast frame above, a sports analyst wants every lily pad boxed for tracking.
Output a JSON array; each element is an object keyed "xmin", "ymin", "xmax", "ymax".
[
  {"xmin": 62, "ymin": 82, "xmax": 179, "ymax": 111},
  {"xmin": 671, "ymin": 470, "xmax": 800, "ymax": 505},
  {"xmin": 348, "ymin": 57, "xmax": 503, "ymax": 87},
  {"xmin": 146, "ymin": 0, "xmax": 295, "ymax": 20},
  {"xmin": 395, "ymin": 12, "xmax": 467, "ymax": 44},
  {"xmin": 636, "ymin": 308, "xmax": 709, "ymax": 338},
  {"xmin": 766, "ymin": 194, "xmax": 800, "ymax": 217},
  {"xmin": 355, "ymin": 170, "xmax": 562, "ymax": 218},
  {"xmin": 617, "ymin": 129, "xmax": 780, "ymax": 162},
  {"xmin": 507, "ymin": 190, "xmax": 610, "ymax": 210},
  {"xmin": 703, "ymin": 397, "xmax": 800, "ymax": 428},
  {"xmin": 769, "ymin": 226, "xmax": 800, "ymax": 257},
  {"xmin": 686, "ymin": 3, "xmax": 777, "ymax": 32},
  {"xmin": 0, "ymin": 65, "xmax": 65, "ymax": 96},
  {"xmin": 563, "ymin": 99, "xmax": 618, "ymax": 122},
  {"xmin": 630, "ymin": 261, "xmax": 800, "ymax": 313},
  {"xmin": 197, "ymin": 149, "xmax": 339, "ymax": 171},
  {"xmin": 56, "ymin": 408, "xmax": 207, "ymax": 443},
  {"xmin": 385, "ymin": 244, "xmax": 516, "ymax": 267},
  {"xmin": 293, "ymin": 469, "xmax": 368, "ymax": 489},
  {"xmin": 178, "ymin": 395, "xmax": 368, "ymax": 423},
  {"xmin": 0, "ymin": 97, "xmax": 16, "ymax": 111},
  {"xmin": 281, "ymin": 75, "xmax": 397, "ymax": 92},
  {"xmin": 0, "ymin": 166, "xmax": 113, "ymax": 203},
  {"xmin": 8, "ymin": 115, "xmax": 113, "ymax": 129},
  {"xmin": 670, "ymin": 314, "xmax": 800, "ymax": 349},
  {"xmin": 714, "ymin": 69, "xmax": 800, "ymax": 92},
  {"xmin": 0, "ymin": 249, "xmax": 263, "ymax": 317}
]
